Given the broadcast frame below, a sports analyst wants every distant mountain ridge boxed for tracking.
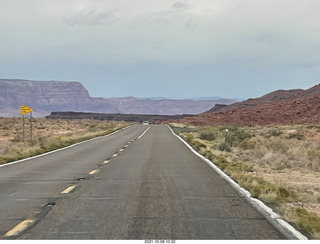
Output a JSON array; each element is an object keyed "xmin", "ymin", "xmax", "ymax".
[{"xmin": 0, "ymin": 79, "xmax": 237, "ymax": 117}]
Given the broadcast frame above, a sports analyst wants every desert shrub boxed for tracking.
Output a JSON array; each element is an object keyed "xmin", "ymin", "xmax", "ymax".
[
  {"xmin": 230, "ymin": 130, "xmax": 253, "ymax": 147},
  {"xmin": 202, "ymin": 150, "xmax": 214, "ymax": 160},
  {"xmin": 278, "ymin": 187, "xmax": 290, "ymax": 198},
  {"xmin": 182, "ymin": 133, "xmax": 206, "ymax": 151},
  {"xmin": 240, "ymin": 163, "xmax": 254, "ymax": 172},
  {"xmin": 183, "ymin": 133, "xmax": 194, "ymax": 144},
  {"xmin": 238, "ymin": 176, "xmax": 273, "ymax": 198},
  {"xmin": 12, "ymin": 134, "xmax": 23, "ymax": 142},
  {"xmin": 192, "ymin": 139, "xmax": 207, "ymax": 151},
  {"xmin": 199, "ymin": 130, "xmax": 216, "ymax": 141},
  {"xmin": 238, "ymin": 176, "xmax": 295, "ymax": 205},
  {"xmin": 307, "ymin": 147, "xmax": 320, "ymax": 171},
  {"xmin": 307, "ymin": 147, "xmax": 320, "ymax": 161},
  {"xmin": 267, "ymin": 138, "xmax": 289, "ymax": 154},
  {"xmin": 239, "ymin": 138, "xmax": 257, "ymax": 150},
  {"xmin": 294, "ymin": 208, "xmax": 320, "ymax": 239},
  {"xmin": 289, "ymin": 133, "xmax": 304, "ymax": 140},
  {"xmin": 38, "ymin": 136, "xmax": 47, "ymax": 149},
  {"xmin": 211, "ymin": 155, "xmax": 231, "ymax": 170},
  {"xmin": 273, "ymin": 161, "xmax": 292, "ymax": 170},
  {"xmin": 269, "ymin": 128, "xmax": 283, "ymax": 137},
  {"xmin": 231, "ymin": 130, "xmax": 252, "ymax": 142},
  {"xmin": 88, "ymin": 123, "xmax": 98, "ymax": 132}
]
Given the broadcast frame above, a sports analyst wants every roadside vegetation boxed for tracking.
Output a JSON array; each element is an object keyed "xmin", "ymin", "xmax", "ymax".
[
  {"xmin": 0, "ymin": 118, "xmax": 128, "ymax": 165},
  {"xmin": 170, "ymin": 123, "xmax": 320, "ymax": 239}
]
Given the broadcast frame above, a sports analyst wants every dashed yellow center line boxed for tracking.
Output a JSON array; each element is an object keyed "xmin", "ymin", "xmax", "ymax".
[
  {"xmin": 89, "ymin": 169, "xmax": 100, "ymax": 175},
  {"xmin": 113, "ymin": 153, "xmax": 118, "ymax": 157},
  {"xmin": 138, "ymin": 125, "xmax": 151, "ymax": 139},
  {"xmin": 103, "ymin": 160, "xmax": 110, "ymax": 164},
  {"xmin": 119, "ymin": 149, "xmax": 124, "ymax": 152},
  {"xmin": 61, "ymin": 185, "xmax": 77, "ymax": 194},
  {"xmin": 5, "ymin": 219, "xmax": 34, "ymax": 237}
]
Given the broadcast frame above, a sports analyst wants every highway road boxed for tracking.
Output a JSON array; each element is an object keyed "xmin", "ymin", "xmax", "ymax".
[{"xmin": 0, "ymin": 124, "xmax": 290, "ymax": 239}]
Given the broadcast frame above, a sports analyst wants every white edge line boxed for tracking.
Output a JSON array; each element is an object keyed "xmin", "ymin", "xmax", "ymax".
[
  {"xmin": 167, "ymin": 124, "xmax": 308, "ymax": 240},
  {"xmin": 0, "ymin": 125, "xmax": 131, "ymax": 169}
]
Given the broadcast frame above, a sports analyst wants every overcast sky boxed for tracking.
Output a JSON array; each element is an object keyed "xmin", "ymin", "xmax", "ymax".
[{"xmin": 1, "ymin": 0, "xmax": 320, "ymax": 99}]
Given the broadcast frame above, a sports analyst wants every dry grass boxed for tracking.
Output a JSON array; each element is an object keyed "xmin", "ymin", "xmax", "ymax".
[
  {"xmin": 0, "ymin": 118, "xmax": 128, "ymax": 165},
  {"xmin": 171, "ymin": 123, "xmax": 320, "ymax": 239}
]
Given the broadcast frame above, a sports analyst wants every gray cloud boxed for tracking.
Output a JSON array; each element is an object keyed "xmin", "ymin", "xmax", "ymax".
[
  {"xmin": 63, "ymin": 8, "xmax": 117, "ymax": 26},
  {"xmin": 172, "ymin": 1, "xmax": 191, "ymax": 11}
]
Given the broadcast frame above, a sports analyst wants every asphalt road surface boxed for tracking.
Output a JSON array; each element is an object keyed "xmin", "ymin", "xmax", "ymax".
[{"xmin": 0, "ymin": 124, "xmax": 289, "ymax": 240}]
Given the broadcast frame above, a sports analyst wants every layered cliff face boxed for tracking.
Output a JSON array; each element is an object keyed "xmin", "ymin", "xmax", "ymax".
[
  {"xmin": 0, "ymin": 80, "xmax": 90, "ymax": 105},
  {"xmin": 0, "ymin": 79, "xmax": 119, "ymax": 116},
  {"xmin": 0, "ymin": 79, "xmax": 236, "ymax": 117}
]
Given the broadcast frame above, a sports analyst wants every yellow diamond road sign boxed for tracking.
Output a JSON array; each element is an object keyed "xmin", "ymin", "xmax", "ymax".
[{"xmin": 21, "ymin": 105, "xmax": 33, "ymax": 115}]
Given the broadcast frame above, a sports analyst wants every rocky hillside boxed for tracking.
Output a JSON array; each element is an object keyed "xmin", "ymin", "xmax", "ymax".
[
  {"xmin": 179, "ymin": 84, "xmax": 320, "ymax": 126},
  {"xmin": 0, "ymin": 79, "xmax": 236, "ymax": 117}
]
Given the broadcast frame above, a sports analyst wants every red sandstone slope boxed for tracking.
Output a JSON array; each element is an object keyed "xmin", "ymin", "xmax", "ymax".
[{"xmin": 180, "ymin": 84, "xmax": 320, "ymax": 126}]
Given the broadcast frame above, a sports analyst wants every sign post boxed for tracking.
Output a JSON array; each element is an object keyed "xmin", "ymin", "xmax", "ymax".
[
  {"xmin": 22, "ymin": 114, "xmax": 25, "ymax": 142},
  {"xmin": 30, "ymin": 111, "xmax": 33, "ymax": 141},
  {"xmin": 21, "ymin": 105, "xmax": 34, "ymax": 142}
]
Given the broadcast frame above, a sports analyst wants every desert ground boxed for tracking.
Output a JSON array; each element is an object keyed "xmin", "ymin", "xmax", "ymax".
[{"xmin": 0, "ymin": 117, "xmax": 128, "ymax": 165}]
